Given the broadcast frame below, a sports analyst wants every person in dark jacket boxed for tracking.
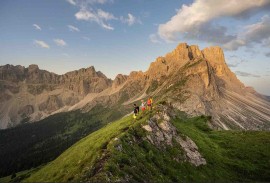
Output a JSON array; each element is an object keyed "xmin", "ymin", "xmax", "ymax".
[{"xmin": 133, "ymin": 104, "xmax": 139, "ymax": 121}]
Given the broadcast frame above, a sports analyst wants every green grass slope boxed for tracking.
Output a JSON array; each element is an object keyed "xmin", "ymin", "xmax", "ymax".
[
  {"xmin": 173, "ymin": 116, "xmax": 270, "ymax": 182},
  {"xmin": 0, "ymin": 104, "xmax": 128, "ymax": 178},
  {"xmin": 24, "ymin": 107, "xmax": 270, "ymax": 182},
  {"xmin": 88, "ymin": 115, "xmax": 270, "ymax": 182},
  {"xmin": 25, "ymin": 113, "xmax": 144, "ymax": 182}
]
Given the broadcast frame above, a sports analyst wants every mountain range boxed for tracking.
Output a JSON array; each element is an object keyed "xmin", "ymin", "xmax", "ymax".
[
  {"xmin": 1, "ymin": 43, "xmax": 270, "ymax": 130},
  {"xmin": 1, "ymin": 43, "xmax": 270, "ymax": 182}
]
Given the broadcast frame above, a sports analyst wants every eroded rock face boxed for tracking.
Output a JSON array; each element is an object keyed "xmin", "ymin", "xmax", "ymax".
[
  {"xmin": 39, "ymin": 95, "xmax": 63, "ymax": 112},
  {"xmin": 175, "ymin": 136, "xmax": 206, "ymax": 166},
  {"xmin": 61, "ymin": 66, "xmax": 112, "ymax": 94},
  {"xmin": 112, "ymin": 74, "xmax": 128, "ymax": 88},
  {"xmin": 1, "ymin": 42, "xmax": 270, "ymax": 130},
  {"xmin": 189, "ymin": 45, "xmax": 203, "ymax": 59},
  {"xmin": 143, "ymin": 43, "xmax": 270, "ymax": 130},
  {"xmin": 18, "ymin": 105, "xmax": 34, "ymax": 118},
  {"xmin": 142, "ymin": 106, "xmax": 206, "ymax": 166},
  {"xmin": 0, "ymin": 64, "xmax": 26, "ymax": 82},
  {"xmin": 202, "ymin": 46, "xmax": 225, "ymax": 65},
  {"xmin": 0, "ymin": 64, "xmax": 112, "ymax": 129}
]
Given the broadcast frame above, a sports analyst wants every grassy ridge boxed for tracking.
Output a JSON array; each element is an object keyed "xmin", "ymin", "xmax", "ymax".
[
  {"xmin": 25, "ymin": 114, "xmax": 136, "ymax": 182},
  {"xmin": 22, "ymin": 109, "xmax": 270, "ymax": 182},
  {"xmin": 88, "ymin": 115, "xmax": 270, "ymax": 182}
]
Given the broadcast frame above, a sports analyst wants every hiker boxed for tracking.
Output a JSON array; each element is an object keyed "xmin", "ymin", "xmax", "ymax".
[
  {"xmin": 147, "ymin": 96, "xmax": 153, "ymax": 110},
  {"xmin": 133, "ymin": 104, "xmax": 139, "ymax": 121},
  {"xmin": 141, "ymin": 100, "xmax": 146, "ymax": 112}
]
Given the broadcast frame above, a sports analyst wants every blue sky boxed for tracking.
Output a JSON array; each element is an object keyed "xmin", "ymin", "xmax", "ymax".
[{"xmin": 0, "ymin": 0, "xmax": 270, "ymax": 95}]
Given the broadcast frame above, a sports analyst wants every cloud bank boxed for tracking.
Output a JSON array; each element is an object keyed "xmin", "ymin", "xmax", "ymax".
[
  {"xmin": 155, "ymin": 0, "xmax": 270, "ymax": 50},
  {"xmin": 224, "ymin": 15, "xmax": 270, "ymax": 50}
]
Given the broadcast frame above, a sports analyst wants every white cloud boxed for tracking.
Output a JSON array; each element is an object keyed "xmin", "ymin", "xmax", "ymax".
[
  {"xmin": 75, "ymin": 9, "xmax": 95, "ymax": 20},
  {"xmin": 54, "ymin": 39, "xmax": 67, "ymax": 47},
  {"xmin": 66, "ymin": 0, "xmax": 76, "ymax": 5},
  {"xmin": 67, "ymin": 0, "xmax": 115, "ymax": 30},
  {"xmin": 67, "ymin": 0, "xmax": 112, "ymax": 7},
  {"xmin": 120, "ymin": 13, "xmax": 140, "ymax": 26},
  {"xmin": 243, "ymin": 15, "xmax": 270, "ymax": 44},
  {"xmin": 223, "ymin": 39, "xmax": 246, "ymax": 51},
  {"xmin": 75, "ymin": 9, "xmax": 115, "ymax": 30},
  {"xmin": 157, "ymin": 0, "xmax": 270, "ymax": 42},
  {"xmin": 33, "ymin": 24, "xmax": 41, "ymax": 30},
  {"xmin": 224, "ymin": 15, "xmax": 270, "ymax": 50},
  {"xmin": 68, "ymin": 25, "xmax": 80, "ymax": 32},
  {"xmin": 97, "ymin": 9, "xmax": 117, "ymax": 20},
  {"xmin": 33, "ymin": 40, "xmax": 50, "ymax": 49}
]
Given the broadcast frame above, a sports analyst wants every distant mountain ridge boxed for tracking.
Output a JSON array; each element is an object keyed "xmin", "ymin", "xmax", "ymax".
[
  {"xmin": 0, "ymin": 64, "xmax": 111, "ymax": 128},
  {"xmin": 0, "ymin": 43, "xmax": 270, "ymax": 130}
]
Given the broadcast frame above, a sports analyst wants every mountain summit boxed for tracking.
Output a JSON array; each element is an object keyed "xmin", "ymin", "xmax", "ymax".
[{"xmin": 0, "ymin": 43, "xmax": 269, "ymax": 130}]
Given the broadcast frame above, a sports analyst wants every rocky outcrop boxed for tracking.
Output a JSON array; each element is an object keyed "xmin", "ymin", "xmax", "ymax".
[
  {"xmin": 142, "ymin": 105, "xmax": 206, "ymax": 166},
  {"xmin": 39, "ymin": 95, "xmax": 63, "ymax": 112}
]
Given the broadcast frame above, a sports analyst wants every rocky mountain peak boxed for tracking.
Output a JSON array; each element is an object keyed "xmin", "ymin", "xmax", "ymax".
[
  {"xmin": 166, "ymin": 43, "xmax": 190, "ymax": 63},
  {"xmin": 175, "ymin": 42, "xmax": 188, "ymax": 50},
  {"xmin": 112, "ymin": 74, "xmax": 128, "ymax": 88},
  {"xmin": 202, "ymin": 46, "xmax": 225, "ymax": 64},
  {"xmin": 0, "ymin": 64, "xmax": 113, "ymax": 128},
  {"xmin": 0, "ymin": 64, "xmax": 26, "ymax": 82},
  {"xmin": 189, "ymin": 45, "xmax": 203, "ymax": 59},
  {"xmin": 84, "ymin": 66, "xmax": 96, "ymax": 74},
  {"xmin": 129, "ymin": 71, "xmax": 144, "ymax": 80},
  {"xmin": 28, "ymin": 64, "xmax": 39, "ymax": 73},
  {"xmin": 1, "ymin": 42, "xmax": 269, "ymax": 131}
]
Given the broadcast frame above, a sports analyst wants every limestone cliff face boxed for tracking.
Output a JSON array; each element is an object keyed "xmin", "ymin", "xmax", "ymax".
[
  {"xmin": 1, "ymin": 43, "xmax": 270, "ymax": 130},
  {"xmin": 61, "ymin": 66, "xmax": 112, "ymax": 94},
  {"xmin": 124, "ymin": 43, "xmax": 270, "ymax": 130},
  {"xmin": 112, "ymin": 74, "xmax": 128, "ymax": 89},
  {"xmin": 0, "ymin": 65, "xmax": 111, "ymax": 129},
  {"xmin": 86, "ymin": 43, "xmax": 269, "ymax": 130},
  {"xmin": 201, "ymin": 47, "xmax": 245, "ymax": 92}
]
